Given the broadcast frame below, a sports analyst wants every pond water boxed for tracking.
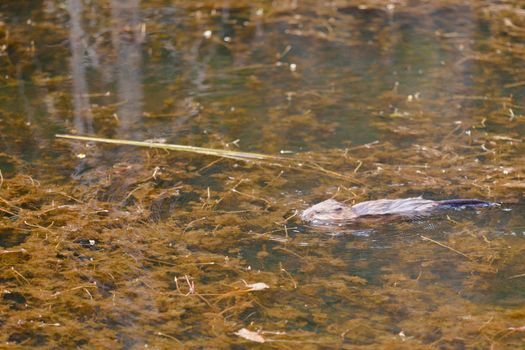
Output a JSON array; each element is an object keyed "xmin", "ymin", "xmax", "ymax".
[{"xmin": 1, "ymin": 0, "xmax": 524, "ymax": 348}]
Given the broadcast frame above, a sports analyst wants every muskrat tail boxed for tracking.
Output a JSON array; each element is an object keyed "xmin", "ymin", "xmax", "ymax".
[{"xmin": 437, "ymin": 199, "xmax": 498, "ymax": 207}]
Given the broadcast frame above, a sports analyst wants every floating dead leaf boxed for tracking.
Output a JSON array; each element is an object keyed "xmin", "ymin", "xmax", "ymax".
[
  {"xmin": 235, "ymin": 328, "xmax": 266, "ymax": 343},
  {"xmin": 245, "ymin": 282, "xmax": 270, "ymax": 291}
]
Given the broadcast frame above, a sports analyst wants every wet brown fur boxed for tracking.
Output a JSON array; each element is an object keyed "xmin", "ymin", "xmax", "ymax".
[{"xmin": 301, "ymin": 197, "xmax": 493, "ymax": 225}]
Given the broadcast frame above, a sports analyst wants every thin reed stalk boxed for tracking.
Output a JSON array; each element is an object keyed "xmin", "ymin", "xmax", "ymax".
[
  {"xmin": 56, "ymin": 134, "xmax": 362, "ymax": 183},
  {"xmin": 56, "ymin": 134, "xmax": 287, "ymax": 162}
]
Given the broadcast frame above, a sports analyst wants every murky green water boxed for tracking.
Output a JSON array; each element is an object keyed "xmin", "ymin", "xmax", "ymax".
[{"xmin": 1, "ymin": 1, "xmax": 524, "ymax": 348}]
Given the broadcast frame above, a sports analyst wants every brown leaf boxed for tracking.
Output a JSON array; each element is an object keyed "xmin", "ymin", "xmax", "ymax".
[{"xmin": 234, "ymin": 328, "xmax": 266, "ymax": 343}]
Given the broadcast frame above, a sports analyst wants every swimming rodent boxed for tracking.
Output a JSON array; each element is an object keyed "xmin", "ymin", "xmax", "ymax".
[{"xmin": 301, "ymin": 197, "xmax": 497, "ymax": 225}]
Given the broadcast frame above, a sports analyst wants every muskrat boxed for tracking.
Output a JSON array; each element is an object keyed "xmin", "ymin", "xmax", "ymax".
[{"xmin": 301, "ymin": 197, "xmax": 497, "ymax": 225}]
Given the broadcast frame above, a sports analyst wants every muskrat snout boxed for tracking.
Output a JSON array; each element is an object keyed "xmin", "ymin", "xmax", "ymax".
[{"xmin": 301, "ymin": 199, "xmax": 356, "ymax": 224}]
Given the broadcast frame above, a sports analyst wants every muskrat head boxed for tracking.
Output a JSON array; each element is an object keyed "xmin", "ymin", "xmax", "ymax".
[{"xmin": 301, "ymin": 199, "xmax": 356, "ymax": 224}]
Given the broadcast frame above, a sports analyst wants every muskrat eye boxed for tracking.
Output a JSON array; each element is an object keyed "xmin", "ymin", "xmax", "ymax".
[
  {"xmin": 314, "ymin": 210, "xmax": 321, "ymax": 214},
  {"xmin": 335, "ymin": 207, "xmax": 343, "ymax": 211}
]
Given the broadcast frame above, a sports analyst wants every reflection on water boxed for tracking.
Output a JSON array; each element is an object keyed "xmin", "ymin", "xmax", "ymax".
[
  {"xmin": 67, "ymin": 0, "xmax": 94, "ymax": 135},
  {"xmin": 111, "ymin": 0, "xmax": 144, "ymax": 137},
  {"xmin": 0, "ymin": 1, "xmax": 524, "ymax": 348}
]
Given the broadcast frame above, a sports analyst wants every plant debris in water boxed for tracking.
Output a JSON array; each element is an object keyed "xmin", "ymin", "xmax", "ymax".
[{"xmin": 0, "ymin": 0, "xmax": 524, "ymax": 348}]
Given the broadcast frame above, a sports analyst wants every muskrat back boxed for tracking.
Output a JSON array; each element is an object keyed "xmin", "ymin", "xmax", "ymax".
[{"xmin": 301, "ymin": 197, "xmax": 496, "ymax": 225}]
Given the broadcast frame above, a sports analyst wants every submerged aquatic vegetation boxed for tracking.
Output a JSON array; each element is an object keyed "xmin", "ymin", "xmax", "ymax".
[{"xmin": 0, "ymin": 0, "xmax": 525, "ymax": 348}]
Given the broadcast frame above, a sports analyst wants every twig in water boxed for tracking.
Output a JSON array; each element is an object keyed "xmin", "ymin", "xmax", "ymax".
[
  {"xmin": 264, "ymin": 170, "xmax": 284, "ymax": 188},
  {"xmin": 445, "ymin": 215, "xmax": 459, "ymax": 224},
  {"xmin": 0, "ymin": 196, "xmax": 21, "ymax": 210},
  {"xmin": 280, "ymin": 210, "xmax": 298, "ymax": 224},
  {"xmin": 174, "ymin": 275, "xmax": 215, "ymax": 309},
  {"xmin": 56, "ymin": 134, "xmax": 288, "ymax": 162},
  {"xmin": 231, "ymin": 188, "xmax": 272, "ymax": 208},
  {"xmin": 198, "ymin": 158, "xmax": 223, "ymax": 173},
  {"xmin": 184, "ymin": 275, "xmax": 195, "ymax": 295},
  {"xmin": 354, "ymin": 160, "xmax": 363, "ymax": 173},
  {"xmin": 56, "ymin": 134, "xmax": 363, "ymax": 183},
  {"xmin": 345, "ymin": 140, "xmax": 380, "ymax": 152},
  {"xmin": 273, "ymin": 247, "xmax": 303, "ymax": 259},
  {"xmin": 52, "ymin": 191, "xmax": 84, "ymax": 203},
  {"xmin": 420, "ymin": 235, "xmax": 473, "ymax": 260},
  {"xmin": 182, "ymin": 217, "xmax": 206, "ymax": 234},
  {"xmin": 0, "ymin": 207, "xmax": 16, "ymax": 216},
  {"xmin": 508, "ymin": 273, "xmax": 525, "ymax": 279},
  {"xmin": 155, "ymin": 332, "xmax": 183, "ymax": 345},
  {"xmin": 24, "ymin": 221, "xmax": 57, "ymax": 237},
  {"xmin": 280, "ymin": 262, "xmax": 297, "ymax": 288},
  {"xmin": 11, "ymin": 267, "xmax": 30, "ymax": 285},
  {"xmin": 50, "ymin": 284, "xmax": 97, "ymax": 298},
  {"xmin": 504, "ymin": 80, "xmax": 525, "ymax": 89},
  {"xmin": 0, "ymin": 248, "xmax": 27, "ymax": 255},
  {"xmin": 305, "ymin": 161, "xmax": 363, "ymax": 184},
  {"xmin": 174, "ymin": 276, "xmax": 183, "ymax": 294},
  {"xmin": 84, "ymin": 288, "xmax": 93, "ymax": 300},
  {"xmin": 123, "ymin": 182, "xmax": 150, "ymax": 203},
  {"xmin": 451, "ymin": 95, "xmax": 512, "ymax": 102}
]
